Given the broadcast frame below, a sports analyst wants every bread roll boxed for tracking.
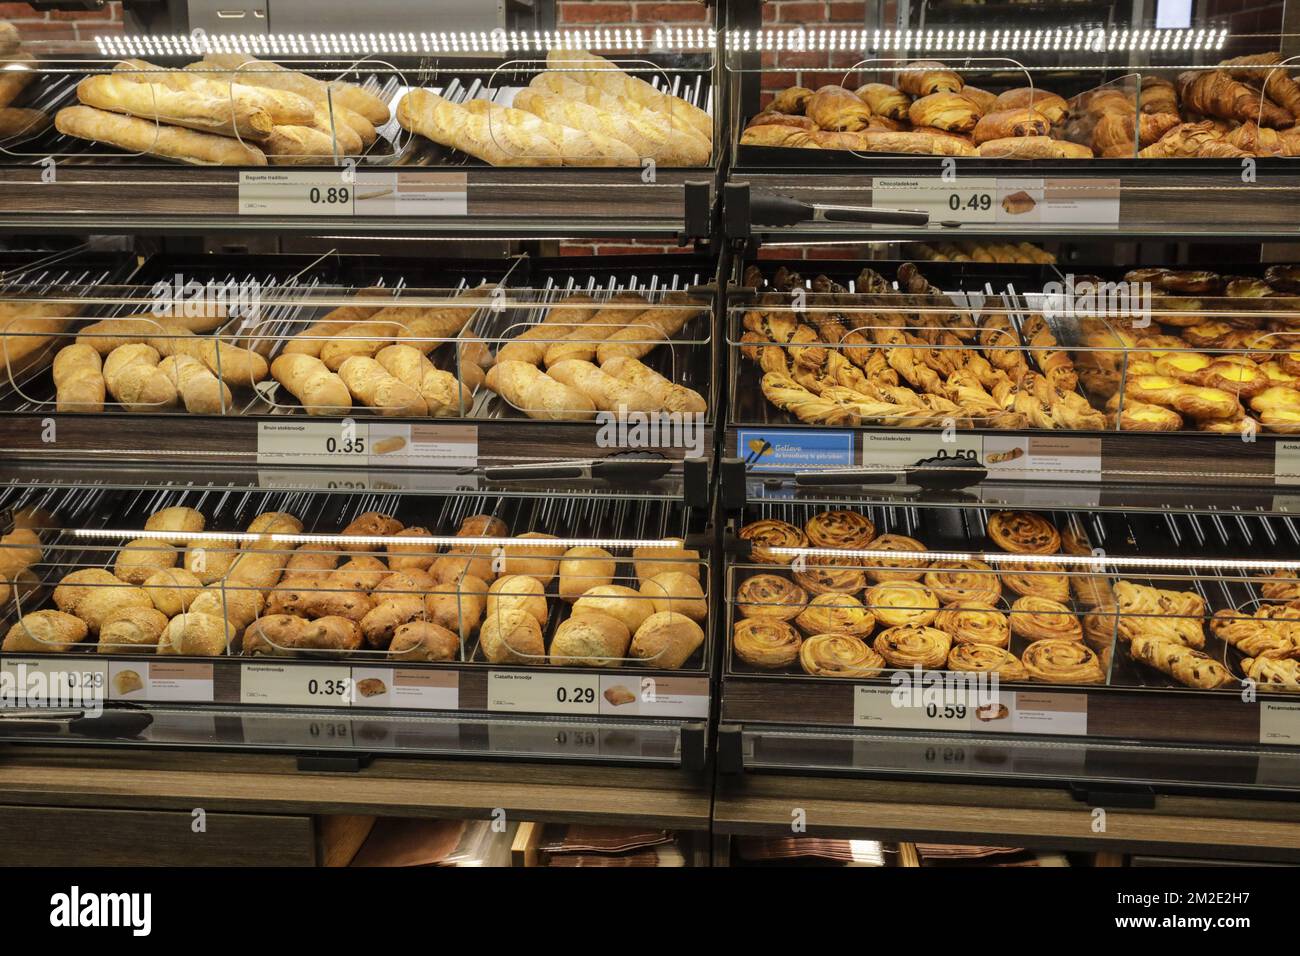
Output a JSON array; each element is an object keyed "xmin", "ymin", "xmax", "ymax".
[
  {"xmin": 373, "ymin": 569, "xmax": 435, "ymax": 598},
  {"xmin": 599, "ymin": 356, "xmax": 707, "ymax": 414},
  {"xmin": 341, "ymin": 510, "xmax": 404, "ymax": 542},
  {"xmin": 572, "ymin": 584, "xmax": 654, "ymax": 634},
  {"xmin": 333, "ymin": 555, "xmax": 387, "ymax": 591},
  {"xmin": 158, "ymin": 611, "xmax": 231, "ymax": 656},
  {"xmin": 145, "ymin": 505, "xmax": 205, "ymax": 535},
  {"xmin": 633, "ymin": 543, "xmax": 700, "ymax": 584},
  {"xmin": 487, "ymin": 574, "xmax": 548, "ymax": 626},
  {"xmin": 359, "ymin": 594, "xmax": 425, "ymax": 649},
  {"xmin": 390, "ymin": 621, "xmax": 460, "ymax": 662},
  {"xmin": 53, "ymin": 344, "xmax": 105, "ymax": 413},
  {"xmin": 485, "ymin": 360, "xmax": 597, "ymax": 421},
  {"xmin": 298, "ymin": 615, "xmax": 363, "ymax": 654},
  {"xmin": 2, "ymin": 610, "xmax": 88, "ymax": 653},
  {"xmin": 98, "ymin": 605, "xmax": 168, "ymax": 651},
  {"xmin": 72, "ymin": 578, "xmax": 153, "ymax": 634},
  {"xmin": 639, "ymin": 571, "xmax": 707, "ymax": 622},
  {"xmin": 52, "ymin": 568, "xmax": 122, "ymax": 615},
  {"xmin": 426, "ymin": 575, "xmax": 488, "ymax": 639},
  {"xmin": 547, "ymin": 359, "xmax": 661, "ymax": 413},
  {"xmin": 0, "ymin": 53, "xmax": 36, "ymax": 110},
  {"xmin": 550, "ymin": 610, "xmax": 631, "ymax": 666},
  {"xmin": 480, "ymin": 608, "xmax": 546, "ymax": 664},
  {"xmin": 501, "ymin": 532, "xmax": 564, "ymax": 585},
  {"xmin": 189, "ymin": 584, "xmax": 264, "ymax": 634},
  {"xmin": 141, "ymin": 567, "xmax": 204, "ymax": 616},
  {"xmin": 183, "ymin": 539, "xmax": 240, "ymax": 584},
  {"xmin": 385, "ymin": 526, "xmax": 437, "ymax": 572},
  {"xmin": 338, "ymin": 355, "xmax": 427, "ymax": 416},
  {"xmin": 629, "ymin": 611, "xmax": 703, "ymax": 669},
  {"xmin": 558, "ymin": 546, "xmax": 616, "ymax": 602},
  {"xmin": 375, "ymin": 344, "xmax": 472, "ymax": 417},
  {"xmin": 284, "ymin": 546, "xmax": 337, "ymax": 575},
  {"xmin": 114, "ymin": 537, "xmax": 179, "ymax": 585},
  {"xmin": 103, "ymin": 344, "xmax": 178, "ymax": 412},
  {"xmin": 243, "ymin": 510, "xmax": 303, "ymax": 543},
  {"xmin": 226, "ymin": 551, "xmax": 288, "ymax": 591},
  {"xmin": 242, "ymin": 613, "xmax": 307, "ymax": 656}
]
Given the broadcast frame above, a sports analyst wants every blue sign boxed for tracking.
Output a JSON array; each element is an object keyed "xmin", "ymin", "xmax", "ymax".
[{"xmin": 737, "ymin": 429, "xmax": 855, "ymax": 472}]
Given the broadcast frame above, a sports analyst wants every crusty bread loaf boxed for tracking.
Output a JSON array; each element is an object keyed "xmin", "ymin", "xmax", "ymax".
[
  {"xmin": 55, "ymin": 105, "xmax": 268, "ymax": 165},
  {"xmin": 484, "ymin": 360, "xmax": 597, "ymax": 420},
  {"xmin": 397, "ymin": 89, "xmax": 562, "ymax": 167},
  {"xmin": 77, "ymin": 73, "xmax": 274, "ymax": 140}
]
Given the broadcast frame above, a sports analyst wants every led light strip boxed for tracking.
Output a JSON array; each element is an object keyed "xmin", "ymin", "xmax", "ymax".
[
  {"xmin": 65, "ymin": 529, "xmax": 689, "ymax": 550},
  {"xmin": 764, "ymin": 547, "xmax": 1300, "ymax": 573},
  {"xmin": 725, "ymin": 26, "xmax": 1228, "ymax": 53},
  {"xmin": 94, "ymin": 28, "xmax": 717, "ymax": 58}
]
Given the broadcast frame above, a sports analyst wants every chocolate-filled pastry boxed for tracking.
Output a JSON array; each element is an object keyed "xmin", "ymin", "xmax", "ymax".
[
  {"xmin": 771, "ymin": 86, "xmax": 814, "ymax": 115},
  {"xmin": 747, "ymin": 110, "xmax": 817, "ymax": 130},
  {"xmin": 733, "ymin": 618, "xmax": 802, "ymax": 669},
  {"xmin": 864, "ymin": 580, "xmax": 939, "ymax": 628},
  {"xmin": 804, "ymin": 509, "xmax": 876, "ymax": 550},
  {"xmin": 739, "ymin": 518, "xmax": 808, "ymax": 564},
  {"xmin": 972, "ymin": 108, "xmax": 1050, "ymax": 145},
  {"xmin": 987, "ymin": 511, "xmax": 1061, "ymax": 554},
  {"xmin": 874, "ymin": 624, "xmax": 951, "ymax": 669},
  {"xmin": 794, "ymin": 553, "xmax": 868, "ymax": 596},
  {"xmin": 1209, "ymin": 606, "xmax": 1300, "ymax": 658},
  {"xmin": 947, "ymin": 643, "xmax": 1028, "ymax": 681},
  {"xmin": 1266, "ymin": 265, "xmax": 1300, "ymax": 293},
  {"xmin": 1001, "ymin": 190, "xmax": 1036, "ymax": 214},
  {"xmin": 1010, "ymin": 596, "xmax": 1082, "ymax": 643},
  {"xmin": 1021, "ymin": 638, "xmax": 1105, "ymax": 684},
  {"xmin": 1001, "ymin": 564, "xmax": 1071, "ymax": 603},
  {"xmin": 978, "ymin": 136, "xmax": 1093, "ymax": 159},
  {"xmin": 960, "ymin": 85, "xmax": 998, "ymax": 114},
  {"xmin": 740, "ymin": 124, "xmax": 817, "ymax": 148},
  {"xmin": 806, "ymin": 86, "xmax": 872, "ymax": 132},
  {"xmin": 993, "ymin": 87, "xmax": 1069, "ymax": 124},
  {"xmin": 736, "ymin": 573, "xmax": 808, "ymax": 621},
  {"xmin": 1260, "ymin": 569, "xmax": 1300, "ymax": 601},
  {"xmin": 1130, "ymin": 634, "xmax": 1236, "ymax": 689},
  {"xmin": 897, "ymin": 60, "xmax": 963, "ymax": 97},
  {"xmin": 854, "ymin": 82, "xmax": 910, "ymax": 120},
  {"xmin": 794, "ymin": 591, "xmax": 876, "ymax": 638},
  {"xmin": 935, "ymin": 602, "xmax": 1010, "ymax": 648},
  {"xmin": 1156, "ymin": 270, "xmax": 1224, "ymax": 296},
  {"xmin": 799, "ymin": 633, "xmax": 886, "ymax": 678},
  {"xmin": 923, "ymin": 560, "xmax": 1000, "ymax": 605},
  {"xmin": 1242, "ymin": 655, "xmax": 1300, "ymax": 690},
  {"xmin": 864, "ymin": 533, "xmax": 929, "ymax": 582},
  {"xmin": 908, "ymin": 91, "xmax": 983, "ymax": 133}
]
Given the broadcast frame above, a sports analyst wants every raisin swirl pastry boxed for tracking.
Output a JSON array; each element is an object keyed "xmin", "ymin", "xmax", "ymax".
[
  {"xmin": 987, "ymin": 511, "xmax": 1061, "ymax": 554},
  {"xmin": 739, "ymin": 518, "xmax": 808, "ymax": 565},
  {"xmin": 935, "ymin": 602, "xmax": 1010, "ymax": 648},
  {"xmin": 799, "ymin": 633, "xmax": 886, "ymax": 678},
  {"xmin": 1129, "ymin": 634, "xmax": 1236, "ymax": 689},
  {"xmin": 1242, "ymin": 655, "xmax": 1300, "ymax": 691},
  {"xmin": 736, "ymin": 573, "xmax": 808, "ymax": 621},
  {"xmin": 923, "ymin": 560, "xmax": 1000, "ymax": 605},
  {"xmin": 1259, "ymin": 569, "xmax": 1300, "ymax": 602},
  {"xmin": 1082, "ymin": 604, "xmax": 1120, "ymax": 651},
  {"xmin": 794, "ymin": 592, "xmax": 876, "ymax": 638},
  {"xmin": 999, "ymin": 563, "xmax": 1071, "ymax": 603},
  {"xmin": 1021, "ymin": 639, "xmax": 1106, "ymax": 684},
  {"xmin": 804, "ymin": 509, "xmax": 876, "ymax": 550},
  {"xmin": 864, "ymin": 533, "xmax": 929, "ymax": 583},
  {"xmin": 733, "ymin": 618, "xmax": 802, "ymax": 669},
  {"xmin": 794, "ymin": 553, "xmax": 867, "ymax": 596},
  {"xmin": 865, "ymin": 580, "xmax": 939, "ymax": 627},
  {"xmin": 1010, "ymin": 596, "xmax": 1082, "ymax": 643},
  {"xmin": 873, "ymin": 624, "xmax": 951, "ymax": 669},
  {"xmin": 947, "ymin": 643, "xmax": 1028, "ymax": 681}
]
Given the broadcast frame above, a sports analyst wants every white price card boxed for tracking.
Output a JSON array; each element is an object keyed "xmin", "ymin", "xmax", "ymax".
[
  {"xmin": 872, "ymin": 177, "xmax": 998, "ymax": 224},
  {"xmin": 240, "ymin": 663, "xmax": 354, "ymax": 707},
  {"xmin": 862, "ymin": 431, "xmax": 983, "ymax": 470},
  {"xmin": 1260, "ymin": 700, "xmax": 1300, "ymax": 745},
  {"xmin": 598, "ymin": 675, "xmax": 709, "ymax": 718},
  {"xmin": 985, "ymin": 435, "xmax": 1102, "ymax": 483},
  {"xmin": 108, "ymin": 661, "xmax": 213, "ymax": 702},
  {"xmin": 257, "ymin": 420, "xmax": 370, "ymax": 466},
  {"xmin": 1008, "ymin": 691, "xmax": 1088, "ymax": 736},
  {"xmin": 0, "ymin": 657, "xmax": 108, "ymax": 706},
  {"xmin": 1275, "ymin": 440, "xmax": 1300, "ymax": 486},
  {"xmin": 853, "ymin": 685, "xmax": 977, "ymax": 730},
  {"xmin": 239, "ymin": 171, "xmax": 355, "ymax": 216},
  {"xmin": 354, "ymin": 171, "xmax": 468, "ymax": 217},
  {"xmin": 487, "ymin": 671, "xmax": 600, "ymax": 715},
  {"xmin": 351, "ymin": 667, "xmax": 459, "ymax": 710}
]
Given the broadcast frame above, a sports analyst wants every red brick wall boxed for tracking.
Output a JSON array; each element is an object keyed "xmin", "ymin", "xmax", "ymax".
[
  {"xmin": 756, "ymin": 1, "xmax": 875, "ymax": 108},
  {"xmin": 0, "ymin": 2, "xmax": 123, "ymax": 41},
  {"xmin": 556, "ymin": 1, "xmax": 710, "ymax": 28}
]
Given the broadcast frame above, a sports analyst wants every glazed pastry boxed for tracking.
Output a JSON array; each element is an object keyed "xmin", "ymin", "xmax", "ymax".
[
  {"xmin": 993, "ymin": 87, "xmax": 1069, "ymax": 123},
  {"xmin": 1112, "ymin": 580, "xmax": 1206, "ymax": 649},
  {"xmin": 1000, "ymin": 564, "xmax": 1071, "ymax": 603},
  {"xmin": 736, "ymin": 573, "xmax": 808, "ymax": 621},
  {"xmin": 923, "ymin": 560, "xmax": 1000, "ymax": 605},
  {"xmin": 1010, "ymin": 596, "xmax": 1082, "ymax": 643},
  {"xmin": 896, "ymin": 60, "xmax": 963, "ymax": 97},
  {"xmin": 794, "ymin": 592, "xmax": 876, "ymax": 638},
  {"xmin": 864, "ymin": 580, "xmax": 939, "ymax": 628},
  {"xmin": 793, "ymin": 554, "xmax": 867, "ymax": 596},
  {"xmin": 863, "ymin": 533, "xmax": 928, "ymax": 583},
  {"xmin": 873, "ymin": 624, "xmax": 951, "ymax": 669},
  {"xmin": 804, "ymin": 510, "xmax": 876, "ymax": 550},
  {"xmin": 934, "ymin": 602, "xmax": 1010, "ymax": 648},
  {"xmin": 1210, "ymin": 606, "xmax": 1300, "ymax": 658},
  {"xmin": 854, "ymin": 83, "xmax": 910, "ymax": 120},
  {"xmin": 733, "ymin": 618, "xmax": 802, "ymax": 669},
  {"xmin": 1242, "ymin": 655, "xmax": 1300, "ymax": 691},
  {"xmin": 1260, "ymin": 569, "xmax": 1300, "ymax": 602},
  {"xmin": 739, "ymin": 518, "xmax": 808, "ymax": 564},
  {"xmin": 1021, "ymin": 639, "xmax": 1106, "ymax": 684},
  {"xmin": 799, "ymin": 633, "xmax": 885, "ymax": 678},
  {"xmin": 947, "ymin": 643, "xmax": 1028, "ymax": 681},
  {"xmin": 1130, "ymin": 634, "xmax": 1235, "ymax": 689},
  {"xmin": 1082, "ymin": 605, "xmax": 1120, "ymax": 651},
  {"xmin": 987, "ymin": 511, "xmax": 1061, "ymax": 554}
]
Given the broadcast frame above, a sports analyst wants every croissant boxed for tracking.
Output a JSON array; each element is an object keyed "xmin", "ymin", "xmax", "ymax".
[
  {"xmin": 771, "ymin": 86, "xmax": 814, "ymax": 115},
  {"xmin": 854, "ymin": 83, "xmax": 910, "ymax": 119},
  {"xmin": 908, "ymin": 92, "xmax": 983, "ymax": 133},
  {"xmin": 1196, "ymin": 140, "xmax": 1252, "ymax": 159},
  {"xmin": 1220, "ymin": 52, "xmax": 1300, "ymax": 120},
  {"xmin": 897, "ymin": 60, "xmax": 963, "ymax": 97},
  {"xmin": 806, "ymin": 86, "xmax": 872, "ymax": 132},
  {"xmin": 1138, "ymin": 121, "xmax": 1234, "ymax": 158},
  {"xmin": 1177, "ymin": 70, "xmax": 1291, "ymax": 128},
  {"xmin": 1092, "ymin": 110, "xmax": 1181, "ymax": 150},
  {"xmin": 972, "ymin": 108, "xmax": 1050, "ymax": 144},
  {"xmin": 977, "ymin": 136, "xmax": 1093, "ymax": 159},
  {"xmin": 993, "ymin": 88, "xmax": 1069, "ymax": 124},
  {"xmin": 1225, "ymin": 120, "xmax": 1294, "ymax": 156},
  {"xmin": 1139, "ymin": 76, "xmax": 1180, "ymax": 115}
]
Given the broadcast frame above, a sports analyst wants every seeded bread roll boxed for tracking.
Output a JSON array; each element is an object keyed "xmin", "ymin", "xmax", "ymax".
[
  {"xmin": 113, "ymin": 537, "xmax": 179, "ymax": 585},
  {"xmin": 2, "ymin": 610, "xmax": 88, "ymax": 653},
  {"xmin": 145, "ymin": 505, "xmax": 206, "ymax": 535},
  {"xmin": 98, "ymin": 605, "xmax": 168, "ymax": 651},
  {"xmin": 158, "ymin": 611, "xmax": 232, "ymax": 656}
]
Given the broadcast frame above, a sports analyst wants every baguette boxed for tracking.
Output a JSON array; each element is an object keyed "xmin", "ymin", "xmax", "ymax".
[
  {"xmin": 55, "ymin": 105, "xmax": 268, "ymax": 166},
  {"xmin": 338, "ymin": 355, "xmax": 427, "ymax": 416},
  {"xmin": 547, "ymin": 359, "xmax": 662, "ymax": 413},
  {"xmin": 103, "ymin": 344, "xmax": 178, "ymax": 411},
  {"xmin": 112, "ymin": 59, "xmax": 316, "ymax": 126},
  {"xmin": 511, "ymin": 88, "xmax": 666, "ymax": 165},
  {"xmin": 52, "ymin": 344, "xmax": 105, "ymax": 413},
  {"xmin": 496, "ymin": 296, "xmax": 600, "ymax": 365},
  {"xmin": 77, "ymin": 73, "xmax": 274, "ymax": 140},
  {"xmin": 0, "ymin": 303, "xmax": 76, "ymax": 375},
  {"xmin": 199, "ymin": 52, "xmax": 389, "ymax": 126},
  {"xmin": 543, "ymin": 293, "xmax": 646, "ymax": 367},
  {"xmin": 485, "ymin": 360, "xmax": 597, "ymax": 420},
  {"xmin": 397, "ymin": 88, "xmax": 561, "ymax": 167},
  {"xmin": 159, "ymin": 353, "xmax": 232, "ymax": 414},
  {"xmin": 310, "ymin": 107, "xmax": 364, "ymax": 154},
  {"xmin": 261, "ymin": 124, "xmax": 340, "ymax": 163},
  {"xmin": 375, "ymin": 344, "xmax": 472, "ymax": 416},
  {"xmin": 461, "ymin": 97, "xmax": 637, "ymax": 167},
  {"xmin": 595, "ymin": 294, "xmax": 706, "ymax": 365},
  {"xmin": 0, "ymin": 53, "xmax": 35, "ymax": 110},
  {"xmin": 600, "ymin": 355, "xmax": 707, "ymax": 414},
  {"xmin": 0, "ymin": 106, "xmax": 47, "ymax": 140},
  {"xmin": 547, "ymin": 48, "xmax": 712, "ymax": 140},
  {"xmin": 270, "ymin": 353, "xmax": 352, "ymax": 414}
]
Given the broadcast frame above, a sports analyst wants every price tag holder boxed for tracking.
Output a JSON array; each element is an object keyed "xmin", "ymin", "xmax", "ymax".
[
  {"xmin": 257, "ymin": 421, "xmax": 370, "ymax": 466},
  {"xmin": 872, "ymin": 177, "xmax": 997, "ymax": 224},
  {"xmin": 354, "ymin": 171, "xmax": 468, "ymax": 217},
  {"xmin": 1260, "ymin": 700, "xmax": 1300, "ymax": 745},
  {"xmin": 240, "ymin": 663, "xmax": 354, "ymax": 707},
  {"xmin": 853, "ymin": 686, "xmax": 976, "ymax": 730},
  {"xmin": 239, "ymin": 171, "xmax": 355, "ymax": 216},
  {"xmin": 737, "ymin": 428, "xmax": 855, "ymax": 472},
  {"xmin": 487, "ymin": 671, "xmax": 599, "ymax": 715},
  {"xmin": 1275, "ymin": 440, "xmax": 1300, "ymax": 486},
  {"xmin": 0, "ymin": 657, "xmax": 108, "ymax": 706},
  {"xmin": 108, "ymin": 661, "xmax": 213, "ymax": 702}
]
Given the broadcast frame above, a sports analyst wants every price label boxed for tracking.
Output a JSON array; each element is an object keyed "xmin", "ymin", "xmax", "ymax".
[
  {"xmin": 872, "ymin": 177, "xmax": 998, "ymax": 224},
  {"xmin": 487, "ymin": 671, "xmax": 600, "ymax": 715},
  {"xmin": 108, "ymin": 661, "xmax": 213, "ymax": 702},
  {"xmin": 239, "ymin": 171, "xmax": 355, "ymax": 216},
  {"xmin": 1275, "ymin": 440, "xmax": 1300, "ymax": 486},
  {"xmin": 351, "ymin": 667, "xmax": 459, "ymax": 710},
  {"xmin": 257, "ymin": 421, "xmax": 370, "ymax": 466},
  {"xmin": 240, "ymin": 663, "xmax": 354, "ymax": 707},
  {"xmin": 1260, "ymin": 700, "xmax": 1300, "ymax": 745},
  {"xmin": 0, "ymin": 657, "xmax": 108, "ymax": 706},
  {"xmin": 853, "ymin": 686, "xmax": 976, "ymax": 730}
]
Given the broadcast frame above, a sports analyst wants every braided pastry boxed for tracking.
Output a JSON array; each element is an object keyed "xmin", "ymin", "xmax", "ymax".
[
  {"xmin": 874, "ymin": 624, "xmax": 951, "ymax": 669},
  {"xmin": 794, "ymin": 591, "xmax": 876, "ymax": 638},
  {"xmin": 793, "ymin": 554, "xmax": 867, "ymax": 596},
  {"xmin": 736, "ymin": 573, "xmax": 808, "ymax": 621},
  {"xmin": 947, "ymin": 643, "xmax": 1028, "ymax": 681},
  {"xmin": 987, "ymin": 511, "xmax": 1061, "ymax": 554},
  {"xmin": 1209, "ymin": 606, "xmax": 1300, "ymax": 659},
  {"xmin": 935, "ymin": 602, "xmax": 1010, "ymax": 648},
  {"xmin": 1130, "ymin": 634, "xmax": 1236, "ymax": 689},
  {"xmin": 804, "ymin": 509, "xmax": 876, "ymax": 550},
  {"xmin": 739, "ymin": 519, "xmax": 808, "ymax": 565},
  {"xmin": 1021, "ymin": 639, "xmax": 1106, "ymax": 684},
  {"xmin": 761, "ymin": 372, "xmax": 859, "ymax": 426},
  {"xmin": 799, "ymin": 633, "xmax": 886, "ymax": 678},
  {"xmin": 864, "ymin": 533, "xmax": 929, "ymax": 583},
  {"xmin": 864, "ymin": 580, "xmax": 939, "ymax": 628},
  {"xmin": 1242, "ymin": 655, "xmax": 1300, "ymax": 691},
  {"xmin": 1260, "ymin": 569, "xmax": 1300, "ymax": 602},
  {"xmin": 1113, "ymin": 580, "xmax": 1207, "ymax": 649},
  {"xmin": 733, "ymin": 618, "xmax": 802, "ymax": 669},
  {"xmin": 1001, "ymin": 564, "xmax": 1071, "ymax": 603},
  {"xmin": 923, "ymin": 560, "xmax": 1000, "ymax": 605},
  {"xmin": 1010, "ymin": 596, "xmax": 1082, "ymax": 643}
]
